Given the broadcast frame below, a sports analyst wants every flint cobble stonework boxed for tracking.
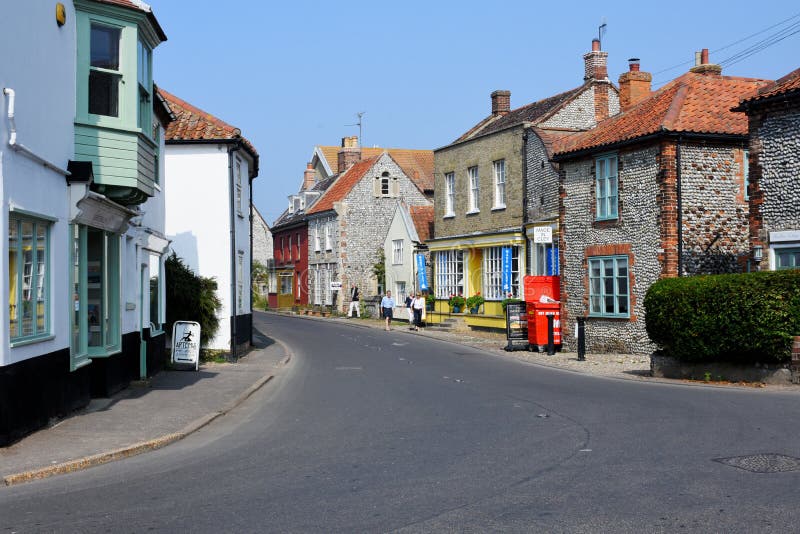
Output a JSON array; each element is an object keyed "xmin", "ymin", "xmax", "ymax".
[
  {"xmin": 747, "ymin": 106, "xmax": 800, "ymax": 268},
  {"xmin": 526, "ymin": 133, "xmax": 559, "ymax": 223},
  {"xmin": 561, "ymin": 147, "xmax": 661, "ymax": 354},
  {"xmin": 309, "ymin": 154, "xmax": 431, "ymax": 310},
  {"xmin": 560, "ymin": 140, "xmax": 750, "ymax": 354},
  {"xmin": 538, "ymin": 86, "xmax": 620, "ymax": 131}
]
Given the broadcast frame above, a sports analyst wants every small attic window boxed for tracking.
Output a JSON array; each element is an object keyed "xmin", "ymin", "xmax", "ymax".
[{"xmin": 381, "ymin": 172, "xmax": 390, "ymax": 196}]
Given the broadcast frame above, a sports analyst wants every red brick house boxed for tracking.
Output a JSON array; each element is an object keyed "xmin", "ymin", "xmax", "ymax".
[{"xmin": 552, "ymin": 51, "xmax": 771, "ymax": 353}]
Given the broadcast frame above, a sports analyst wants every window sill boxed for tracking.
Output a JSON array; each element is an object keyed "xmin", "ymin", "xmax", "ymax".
[
  {"xmin": 588, "ymin": 314, "xmax": 631, "ymax": 320},
  {"xmin": 491, "ymin": 205, "xmax": 507, "ymax": 211},
  {"xmin": 443, "ymin": 214, "xmax": 455, "ymax": 219},
  {"xmin": 10, "ymin": 334, "xmax": 55, "ymax": 348},
  {"xmin": 466, "ymin": 210, "xmax": 480, "ymax": 215}
]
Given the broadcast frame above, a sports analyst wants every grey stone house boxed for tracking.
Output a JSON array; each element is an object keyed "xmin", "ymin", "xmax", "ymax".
[
  {"xmin": 306, "ymin": 151, "xmax": 432, "ymax": 312},
  {"xmin": 733, "ymin": 67, "xmax": 800, "ymax": 270},
  {"xmin": 429, "ymin": 39, "xmax": 620, "ymax": 327},
  {"xmin": 252, "ymin": 205, "xmax": 273, "ymax": 295},
  {"xmin": 552, "ymin": 51, "xmax": 770, "ymax": 354}
]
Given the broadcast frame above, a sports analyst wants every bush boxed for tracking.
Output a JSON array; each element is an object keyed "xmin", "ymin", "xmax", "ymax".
[
  {"xmin": 644, "ymin": 270, "xmax": 800, "ymax": 364},
  {"xmin": 165, "ymin": 253, "xmax": 222, "ymax": 346},
  {"xmin": 501, "ymin": 298, "xmax": 522, "ymax": 311}
]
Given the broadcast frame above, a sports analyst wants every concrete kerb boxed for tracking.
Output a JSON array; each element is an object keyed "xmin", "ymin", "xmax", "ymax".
[{"xmin": 3, "ymin": 340, "xmax": 294, "ymax": 487}]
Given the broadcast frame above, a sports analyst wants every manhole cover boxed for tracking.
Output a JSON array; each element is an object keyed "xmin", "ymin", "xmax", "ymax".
[{"xmin": 714, "ymin": 454, "xmax": 800, "ymax": 473}]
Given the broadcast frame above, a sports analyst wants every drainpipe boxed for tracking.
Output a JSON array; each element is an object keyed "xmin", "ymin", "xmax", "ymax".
[
  {"xmin": 228, "ymin": 142, "xmax": 242, "ymax": 361},
  {"xmin": 3, "ymin": 88, "xmax": 71, "ymax": 176},
  {"xmin": 249, "ymin": 172, "xmax": 254, "ymax": 346},
  {"xmin": 676, "ymin": 136, "xmax": 683, "ymax": 277}
]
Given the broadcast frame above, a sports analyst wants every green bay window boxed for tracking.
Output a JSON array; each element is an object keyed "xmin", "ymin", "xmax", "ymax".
[
  {"xmin": 137, "ymin": 39, "xmax": 153, "ymax": 135},
  {"xmin": 71, "ymin": 225, "xmax": 121, "ymax": 368},
  {"xmin": 588, "ymin": 255, "xmax": 629, "ymax": 318},
  {"xmin": 8, "ymin": 215, "xmax": 51, "ymax": 343}
]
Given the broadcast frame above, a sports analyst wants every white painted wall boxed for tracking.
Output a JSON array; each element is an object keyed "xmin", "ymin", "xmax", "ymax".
[
  {"xmin": 0, "ymin": 2, "xmax": 76, "ymax": 365},
  {"xmin": 165, "ymin": 143, "xmax": 248, "ymax": 350},
  {"xmin": 384, "ymin": 205, "xmax": 419, "ymax": 316}
]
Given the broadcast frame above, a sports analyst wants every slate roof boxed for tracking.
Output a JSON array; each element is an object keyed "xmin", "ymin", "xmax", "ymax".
[
  {"xmin": 554, "ymin": 72, "xmax": 770, "ymax": 158},
  {"xmin": 159, "ymin": 88, "xmax": 259, "ymax": 164},
  {"xmin": 317, "ymin": 146, "xmax": 434, "ymax": 192},
  {"xmin": 735, "ymin": 67, "xmax": 800, "ymax": 108},
  {"xmin": 306, "ymin": 156, "xmax": 380, "ymax": 215},
  {"xmin": 91, "ymin": 0, "xmax": 167, "ymax": 41},
  {"xmin": 449, "ymin": 86, "xmax": 586, "ymax": 146},
  {"xmin": 409, "ymin": 205, "xmax": 434, "ymax": 243}
]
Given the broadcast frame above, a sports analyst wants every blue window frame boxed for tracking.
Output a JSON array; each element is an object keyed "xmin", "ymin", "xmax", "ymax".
[
  {"xmin": 595, "ymin": 154, "xmax": 618, "ymax": 220},
  {"xmin": 775, "ymin": 247, "xmax": 800, "ymax": 270},
  {"xmin": 588, "ymin": 255, "xmax": 629, "ymax": 318}
]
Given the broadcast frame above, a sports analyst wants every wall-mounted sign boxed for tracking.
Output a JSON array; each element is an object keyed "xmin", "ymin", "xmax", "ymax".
[
  {"xmin": 533, "ymin": 226, "xmax": 553, "ymax": 244},
  {"xmin": 330, "ymin": 281, "xmax": 342, "ymax": 291},
  {"xmin": 172, "ymin": 321, "xmax": 200, "ymax": 371},
  {"xmin": 416, "ymin": 254, "xmax": 428, "ymax": 290}
]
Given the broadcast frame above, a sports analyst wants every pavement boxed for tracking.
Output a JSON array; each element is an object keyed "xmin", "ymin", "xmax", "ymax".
[
  {"xmin": 1, "ymin": 309, "xmax": 790, "ymax": 487},
  {"xmin": 0, "ymin": 327, "xmax": 290, "ymax": 487}
]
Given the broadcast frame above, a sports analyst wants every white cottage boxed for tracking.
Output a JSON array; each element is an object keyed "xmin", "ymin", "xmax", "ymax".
[
  {"xmin": 161, "ymin": 90, "xmax": 259, "ymax": 356},
  {"xmin": 2, "ymin": 0, "xmax": 171, "ymax": 444},
  {"xmin": 383, "ymin": 202, "xmax": 434, "ymax": 317}
]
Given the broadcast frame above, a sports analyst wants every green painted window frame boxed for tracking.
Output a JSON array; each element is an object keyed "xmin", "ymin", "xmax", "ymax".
[
  {"xmin": 137, "ymin": 39, "xmax": 153, "ymax": 136},
  {"xmin": 775, "ymin": 246, "xmax": 800, "ymax": 270},
  {"xmin": 76, "ymin": 10, "xmax": 142, "ymax": 132},
  {"xmin": 8, "ymin": 214, "xmax": 51, "ymax": 344},
  {"xmin": 588, "ymin": 255, "xmax": 630, "ymax": 318},
  {"xmin": 595, "ymin": 154, "xmax": 619, "ymax": 220},
  {"xmin": 70, "ymin": 224, "xmax": 121, "ymax": 367}
]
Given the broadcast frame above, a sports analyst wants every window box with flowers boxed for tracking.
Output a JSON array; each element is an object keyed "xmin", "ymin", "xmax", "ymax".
[
  {"xmin": 465, "ymin": 293, "xmax": 485, "ymax": 314},
  {"xmin": 448, "ymin": 294, "xmax": 466, "ymax": 313}
]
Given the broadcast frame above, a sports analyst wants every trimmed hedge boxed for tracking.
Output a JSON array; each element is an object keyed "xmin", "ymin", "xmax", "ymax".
[{"xmin": 644, "ymin": 270, "xmax": 800, "ymax": 364}]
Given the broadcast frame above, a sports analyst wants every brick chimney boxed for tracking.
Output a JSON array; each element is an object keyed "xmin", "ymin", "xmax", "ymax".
[
  {"xmin": 337, "ymin": 136, "xmax": 361, "ymax": 174},
  {"xmin": 689, "ymin": 48, "xmax": 722, "ymax": 76},
  {"xmin": 302, "ymin": 162, "xmax": 315, "ymax": 191},
  {"xmin": 583, "ymin": 38, "xmax": 608, "ymax": 81},
  {"xmin": 618, "ymin": 58, "xmax": 652, "ymax": 111},
  {"xmin": 491, "ymin": 90, "xmax": 511, "ymax": 116}
]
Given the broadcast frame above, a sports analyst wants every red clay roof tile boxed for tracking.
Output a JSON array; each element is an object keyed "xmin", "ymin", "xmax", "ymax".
[
  {"xmin": 409, "ymin": 205, "xmax": 434, "ymax": 243},
  {"xmin": 555, "ymin": 72, "xmax": 770, "ymax": 157},
  {"xmin": 306, "ymin": 156, "xmax": 380, "ymax": 215},
  {"xmin": 159, "ymin": 88, "xmax": 258, "ymax": 159},
  {"xmin": 317, "ymin": 146, "xmax": 433, "ymax": 192},
  {"xmin": 737, "ymin": 67, "xmax": 800, "ymax": 106}
]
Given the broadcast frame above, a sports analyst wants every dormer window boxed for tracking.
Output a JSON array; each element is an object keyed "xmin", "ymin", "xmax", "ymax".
[{"xmin": 89, "ymin": 24, "xmax": 121, "ymax": 117}]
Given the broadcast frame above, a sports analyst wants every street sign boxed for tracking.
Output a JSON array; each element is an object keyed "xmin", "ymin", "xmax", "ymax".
[
  {"xmin": 172, "ymin": 321, "xmax": 200, "ymax": 370},
  {"xmin": 330, "ymin": 281, "xmax": 342, "ymax": 291}
]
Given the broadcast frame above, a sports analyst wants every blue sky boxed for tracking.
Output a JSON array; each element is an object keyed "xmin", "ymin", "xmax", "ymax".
[{"xmin": 151, "ymin": 1, "xmax": 799, "ymax": 225}]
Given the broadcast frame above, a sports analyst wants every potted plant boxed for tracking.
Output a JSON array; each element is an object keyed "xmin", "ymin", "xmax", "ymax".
[
  {"xmin": 448, "ymin": 294, "xmax": 466, "ymax": 313},
  {"xmin": 425, "ymin": 293, "xmax": 435, "ymax": 311},
  {"xmin": 465, "ymin": 293, "xmax": 484, "ymax": 314}
]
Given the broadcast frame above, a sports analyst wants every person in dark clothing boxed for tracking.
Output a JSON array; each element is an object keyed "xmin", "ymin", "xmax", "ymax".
[{"xmin": 348, "ymin": 284, "xmax": 360, "ymax": 318}]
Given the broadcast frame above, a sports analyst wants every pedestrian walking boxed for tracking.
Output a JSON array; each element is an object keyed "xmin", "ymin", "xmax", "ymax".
[
  {"xmin": 412, "ymin": 292, "xmax": 426, "ymax": 331},
  {"xmin": 381, "ymin": 290, "xmax": 395, "ymax": 331},
  {"xmin": 405, "ymin": 292, "xmax": 414, "ymax": 326},
  {"xmin": 348, "ymin": 284, "xmax": 360, "ymax": 318}
]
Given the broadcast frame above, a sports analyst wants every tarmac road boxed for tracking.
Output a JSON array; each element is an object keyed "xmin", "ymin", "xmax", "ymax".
[{"xmin": 1, "ymin": 312, "xmax": 799, "ymax": 532}]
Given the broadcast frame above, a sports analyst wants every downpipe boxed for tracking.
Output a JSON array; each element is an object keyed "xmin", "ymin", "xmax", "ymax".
[{"xmin": 3, "ymin": 88, "xmax": 70, "ymax": 176}]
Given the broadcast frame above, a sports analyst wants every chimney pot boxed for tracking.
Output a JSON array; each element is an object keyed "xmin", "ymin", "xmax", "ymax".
[
  {"xmin": 628, "ymin": 58, "xmax": 640, "ymax": 72},
  {"xmin": 592, "ymin": 38, "xmax": 601, "ymax": 52},
  {"xmin": 303, "ymin": 162, "xmax": 316, "ymax": 190},
  {"xmin": 690, "ymin": 48, "xmax": 722, "ymax": 75},
  {"xmin": 491, "ymin": 90, "xmax": 511, "ymax": 116},
  {"xmin": 701, "ymin": 48, "xmax": 709, "ymax": 65}
]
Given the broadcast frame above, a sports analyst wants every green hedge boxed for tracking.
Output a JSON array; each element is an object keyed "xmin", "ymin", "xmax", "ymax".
[{"xmin": 644, "ymin": 270, "xmax": 800, "ymax": 364}]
